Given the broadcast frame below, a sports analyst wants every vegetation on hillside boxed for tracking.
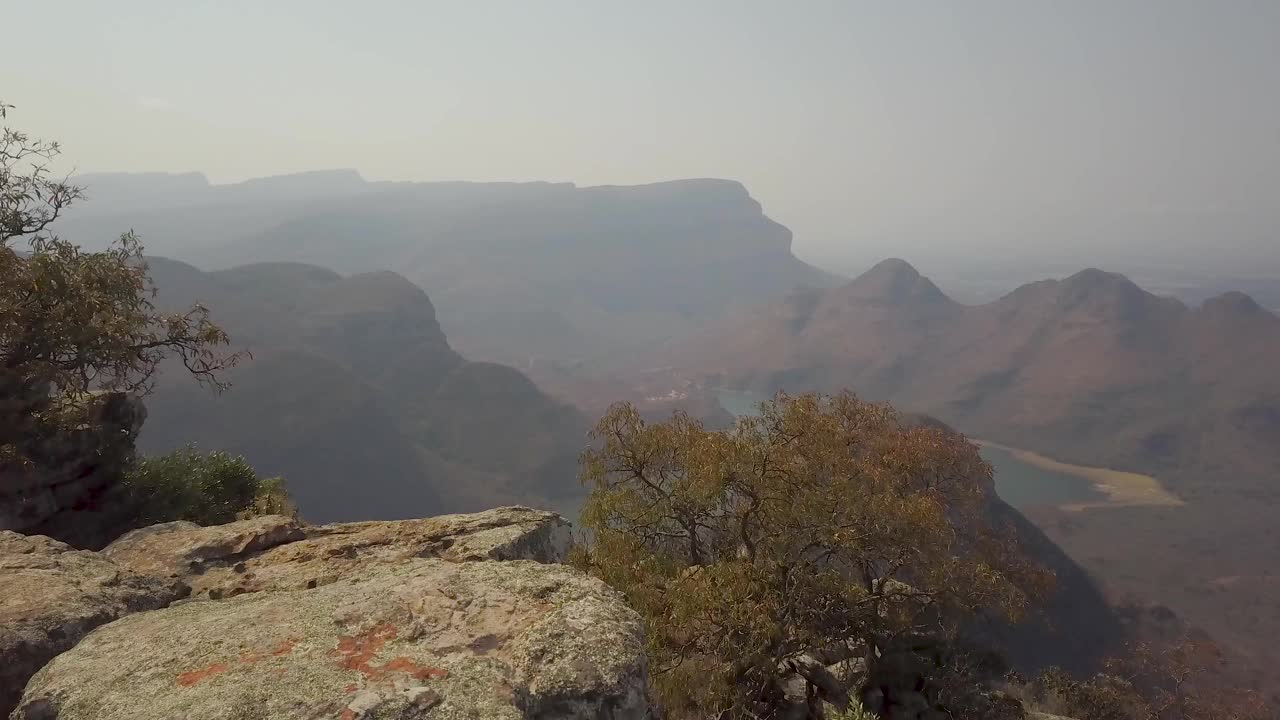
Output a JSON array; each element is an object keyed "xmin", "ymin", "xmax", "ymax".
[
  {"xmin": 5, "ymin": 100, "xmax": 1275, "ymax": 718},
  {"xmin": 674, "ymin": 257, "xmax": 1280, "ymax": 697},
  {"xmin": 133, "ymin": 259, "xmax": 590, "ymax": 521},
  {"xmin": 573, "ymin": 393, "xmax": 1278, "ymax": 719},
  {"xmin": 1010, "ymin": 637, "xmax": 1272, "ymax": 720},
  {"xmin": 573, "ymin": 391, "xmax": 1050, "ymax": 719}
]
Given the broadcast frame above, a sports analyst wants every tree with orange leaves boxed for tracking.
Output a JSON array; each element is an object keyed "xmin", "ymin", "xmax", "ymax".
[{"xmin": 574, "ymin": 391, "xmax": 1048, "ymax": 719}]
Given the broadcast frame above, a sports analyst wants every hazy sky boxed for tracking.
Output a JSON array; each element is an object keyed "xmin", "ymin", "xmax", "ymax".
[{"xmin": 4, "ymin": 1, "xmax": 1279, "ymax": 272}]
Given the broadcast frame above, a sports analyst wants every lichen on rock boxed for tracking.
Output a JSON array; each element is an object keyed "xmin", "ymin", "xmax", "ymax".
[
  {"xmin": 102, "ymin": 505, "xmax": 572, "ymax": 600},
  {"xmin": 0, "ymin": 530, "xmax": 186, "ymax": 718},
  {"xmin": 6, "ymin": 507, "xmax": 646, "ymax": 719},
  {"xmin": 13, "ymin": 558, "xmax": 648, "ymax": 720}
]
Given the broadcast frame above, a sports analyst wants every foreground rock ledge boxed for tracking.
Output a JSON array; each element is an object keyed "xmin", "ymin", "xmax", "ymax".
[
  {"xmin": 6, "ymin": 507, "xmax": 652, "ymax": 719},
  {"xmin": 0, "ymin": 531, "xmax": 185, "ymax": 718},
  {"xmin": 102, "ymin": 505, "xmax": 573, "ymax": 600},
  {"xmin": 15, "ymin": 558, "xmax": 647, "ymax": 720}
]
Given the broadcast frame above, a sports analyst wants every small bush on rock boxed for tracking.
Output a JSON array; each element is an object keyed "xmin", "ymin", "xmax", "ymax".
[{"xmin": 113, "ymin": 446, "xmax": 295, "ymax": 527}]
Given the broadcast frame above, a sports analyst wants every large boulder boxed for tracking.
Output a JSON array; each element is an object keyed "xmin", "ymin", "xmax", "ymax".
[
  {"xmin": 102, "ymin": 506, "xmax": 572, "ymax": 600},
  {"xmin": 0, "ymin": 531, "xmax": 186, "ymax": 718},
  {"xmin": 5, "ymin": 508, "xmax": 632, "ymax": 719},
  {"xmin": 13, "ymin": 558, "xmax": 648, "ymax": 720}
]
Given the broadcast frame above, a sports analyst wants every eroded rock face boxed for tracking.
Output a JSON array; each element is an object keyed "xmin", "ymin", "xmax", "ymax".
[
  {"xmin": 102, "ymin": 506, "xmax": 572, "ymax": 600},
  {"xmin": 0, "ymin": 531, "xmax": 186, "ymax": 718},
  {"xmin": 0, "ymin": 391, "xmax": 147, "ymax": 549},
  {"xmin": 14, "ymin": 558, "xmax": 648, "ymax": 720}
]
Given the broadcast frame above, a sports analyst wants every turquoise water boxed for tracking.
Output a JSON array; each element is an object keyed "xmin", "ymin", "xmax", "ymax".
[
  {"xmin": 979, "ymin": 446, "xmax": 1105, "ymax": 509},
  {"xmin": 712, "ymin": 389, "xmax": 1102, "ymax": 509},
  {"xmin": 714, "ymin": 388, "xmax": 771, "ymax": 417}
]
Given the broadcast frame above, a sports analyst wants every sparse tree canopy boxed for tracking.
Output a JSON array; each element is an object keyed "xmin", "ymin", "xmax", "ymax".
[
  {"xmin": 0, "ymin": 102, "xmax": 81, "ymax": 242},
  {"xmin": 0, "ymin": 231, "xmax": 239, "ymax": 398},
  {"xmin": 574, "ymin": 391, "xmax": 1049, "ymax": 719},
  {"xmin": 1, "ymin": 101, "xmax": 244, "ymax": 470}
]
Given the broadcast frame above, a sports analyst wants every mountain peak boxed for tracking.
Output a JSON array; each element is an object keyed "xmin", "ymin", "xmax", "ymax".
[
  {"xmin": 1052, "ymin": 268, "xmax": 1151, "ymax": 310},
  {"xmin": 869, "ymin": 257, "xmax": 921, "ymax": 277},
  {"xmin": 1201, "ymin": 290, "xmax": 1265, "ymax": 318},
  {"xmin": 846, "ymin": 258, "xmax": 950, "ymax": 305},
  {"xmin": 1062, "ymin": 267, "xmax": 1134, "ymax": 289}
]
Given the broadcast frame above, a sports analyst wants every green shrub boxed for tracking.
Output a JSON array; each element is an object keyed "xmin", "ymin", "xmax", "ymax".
[
  {"xmin": 238, "ymin": 475, "xmax": 296, "ymax": 520},
  {"xmin": 115, "ymin": 446, "xmax": 296, "ymax": 527}
]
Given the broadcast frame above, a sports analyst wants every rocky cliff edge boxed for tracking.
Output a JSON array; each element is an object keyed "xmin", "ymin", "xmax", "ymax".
[{"xmin": 1, "ymin": 507, "xmax": 649, "ymax": 720}]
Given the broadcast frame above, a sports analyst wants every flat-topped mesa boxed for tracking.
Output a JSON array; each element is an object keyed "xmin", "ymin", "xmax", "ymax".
[
  {"xmin": 581, "ymin": 177, "xmax": 757, "ymax": 212},
  {"xmin": 4, "ymin": 507, "xmax": 650, "ymax": 720},
  {"xmin": 56, "ymin": 172, "xmax": 839, "ymax": 375},
  {"xmin": 228, "ymin": 168, "xmax": 366, "ymax": 190},
  {"xmin": 70, "ymin": 172, "xmax": 212, "ymax": 211}
]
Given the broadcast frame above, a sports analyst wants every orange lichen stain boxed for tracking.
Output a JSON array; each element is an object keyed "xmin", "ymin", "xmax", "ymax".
[
  {"xmin": 176, "ymin": 662, "xmax": 230, "ymax": 687},
  {"xmin": 376, "ymin": 657, "xmax": 448, "ymax": 681},
  {"xmin": 330, "ymin": 624, "xmax": 446, "ymax": 683},
  {"xmin": 332, "ymin": 623, "xmax": 398, "ymax": 677},
  {"xmin": 343, "ymin": 683, "xmax": 360, "ymax": 694},
  {"xmin": 339, "ymin": 709, "xmax": 356, "ymax": 720},
  {"xmin": 176, "ymin": 636, "xmax": 306, "ymax": 689}
]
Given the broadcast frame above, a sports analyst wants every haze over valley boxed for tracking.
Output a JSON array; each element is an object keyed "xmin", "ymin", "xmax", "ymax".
[
  {"xmin": 44, "ymin": 168, "xmax": 1280, "ymax": 699},
  {"xmin": 25, "ymin": 137, "xmax": 1277, "ymax": 696},
  {"xmin": 5, "ymin": 2, "xmax": 1280, "ymax": 717},
  {"xmin": 136, "ymin": 256, "xmax": 588, "ymax": 521}
]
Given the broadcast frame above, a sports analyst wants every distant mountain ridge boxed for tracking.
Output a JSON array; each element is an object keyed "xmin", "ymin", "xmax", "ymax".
[
  {"xmin": 139, "ymin": 258, "xmax": 589, "ymax": 523},
  {"xmin": 679, "ymin": 257, "xmax": 1280, "ymax": 497},
  {"xmin": 666, "ymin": 257, "xmax": 1280, "ymax": 695},
  {"xmin": 58, "ymin": 171, "xmax": 842, "ymax": 371},
  {"xmin": 70, "ymin": 169, "xmax": 372, "ymax": 209}
]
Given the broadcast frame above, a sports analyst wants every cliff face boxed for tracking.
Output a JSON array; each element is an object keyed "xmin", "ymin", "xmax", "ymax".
[
  {"xmin": 2, "ymin": 507, "xmax": 650, "ymax": 720},
  {"xmin": 137, "ymin": 258, "xmax": 589, "ymax": 523},
  {"xmin": 0, "ymin": 391, "xmax": 147, "ymax": 548},
  {"xmin": 892, "ymin": 414, "xmax": 1125, "ymax": 677},
  {"xmin": 57, "ymin": 173, "xmax": 841, "ymax": 369}
]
